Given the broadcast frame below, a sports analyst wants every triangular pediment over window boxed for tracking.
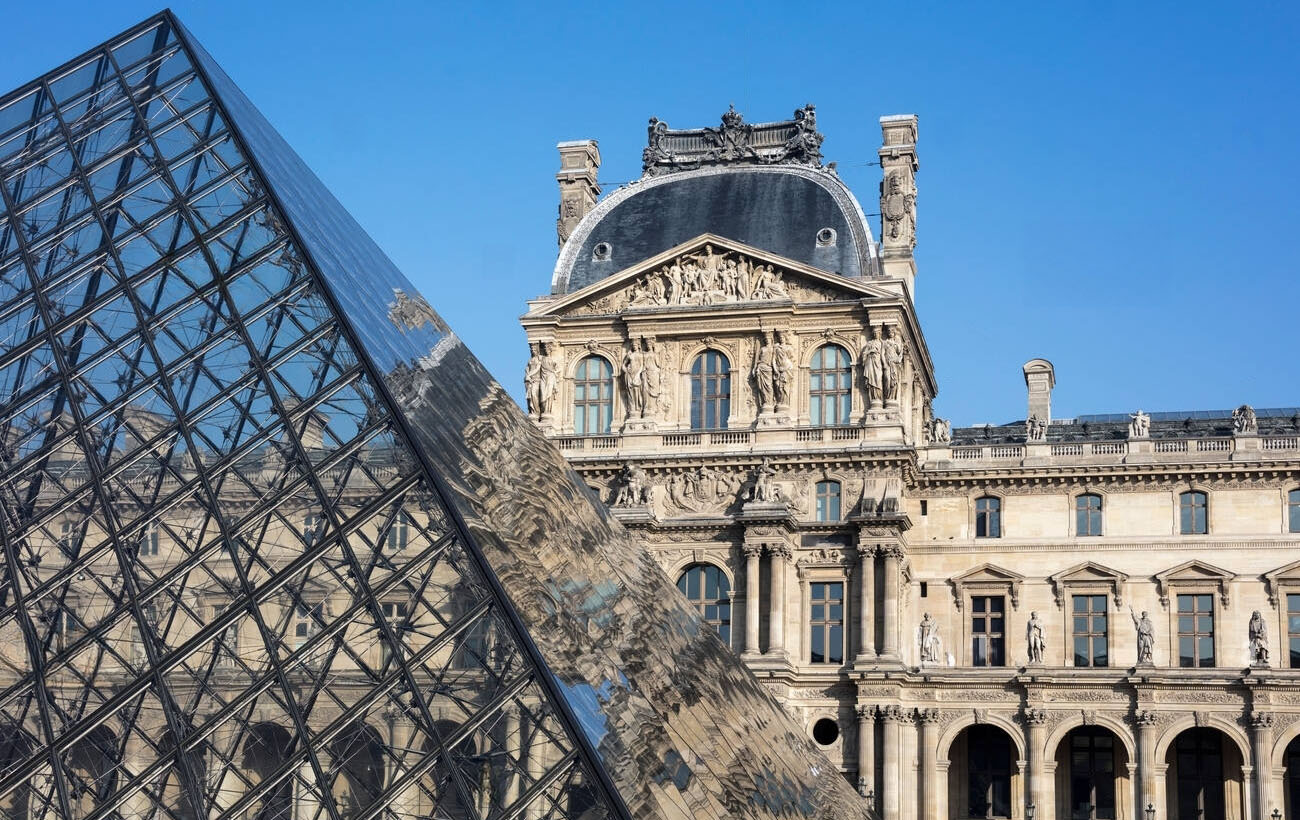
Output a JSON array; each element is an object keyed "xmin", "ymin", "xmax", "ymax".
[
  {"xmin": 527, "ymin": 234, "xmax": 894, "ymax": 320},
  {"xmin": 1264, "ymin": 558, "xmax": 1300, "ymax": 607},
  {"xmin": 1047, "ymin": 561, "xmax": 1129, "ymax": 608},
  {"xmin": 1154, "ymin": 559, "xmax": 1236, "ymax": 608},
  {"xmin": 950, "ymin": 563, "xmax": 1025, "ymax": 610}
]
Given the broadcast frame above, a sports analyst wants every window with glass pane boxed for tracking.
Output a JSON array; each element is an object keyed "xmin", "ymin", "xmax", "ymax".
[
  {"xmin": 573, "ymin": 355, "xmax": 614, "ymax": 434},
  {"xmin": 214, "ymin": 603, "xmax": 239, "ymax": 668},
  {"xmin": 380, "ymin": 601, "xmax": 408, "ymax": 665},
  {"xmin": 294, "ymin": 602, "xmax": 323, "ymax": 649},
  {"xmin": 967, "ymin": 726, "xmax": 1012, "ymax": 818},
  {"xmin": 690, "ymin": 350, "xmax": 730, "ymax": 430},
  {"xmin": 139, "ymin": 523, "xmax": 160, "ymax": 557},
  {"xmin": 1072, "ymin": 595, "xmax": 1108, "ymax": 667},
  {"xmin": 815, "ymin": 481, "xmax": 842, "ymax": 522},
  {"xmin": 1289, "ymin": 594, "xmax": 1300, "ymax": 668},
  {"xmin": 1177, "ymin": 594, "xmax": 1214, "ymax": 667},
  {"xmin": 970, "ymin": 596, "xmax": 1005, "ymax": 667},
  {"xmin": 809, "ymin": 582, "xmax": 844, "ymax": 664},
  {"xmin": 1179, "ymin": 491, "xmax": 1208, "ymax": 534},
  {"xmin": 975, "ymin": 497, "xmax": 1001, "ymax": 538},
  {"xmin": 676, "ymin": 564, "xmax": 731, "ymax": 645},
  {"xmin": 1069, "ymin": 729, "xmax": 1116, "ymax": 820},
  {"xmin": 385, "ymin": 511, "xmax": 409, "ymax": 553},
  {"xmin": 1289, "ymin": 489, "xmax": 1300, "ymax": 533},
  {"xmin": 303, "ymin": 512, "xmax": 321, "ymax": 546},
  {"xmin": 809, "ymin": 344, "xmax": 852, "ymax": 425},
  {"xmin": 1076, "ymin": 494, "xmax": 1103, "ymax": 536}
]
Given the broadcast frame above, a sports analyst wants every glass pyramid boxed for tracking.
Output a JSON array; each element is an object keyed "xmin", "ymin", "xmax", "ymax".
[{"xmin": 0, "ymin": 11, "xmax": 871, "ymax": 820}]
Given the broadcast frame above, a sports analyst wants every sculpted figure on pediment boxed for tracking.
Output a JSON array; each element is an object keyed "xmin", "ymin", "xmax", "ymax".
[{"xmin": 624, "ymin": 247, "xmax": 800, "ymax": 310}]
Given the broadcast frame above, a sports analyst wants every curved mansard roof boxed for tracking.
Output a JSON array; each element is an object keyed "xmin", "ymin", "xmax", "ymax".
[{"xmin": 552, "ymin": 162, "xmax": 879, "ymax": 295}]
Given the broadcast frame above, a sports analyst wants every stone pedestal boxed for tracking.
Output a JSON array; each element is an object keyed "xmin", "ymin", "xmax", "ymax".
[
  {"xmin": 609, "ymin": 506, "xmax": 656, "ymax": 526},
  {"xmin": 621, "ymin": 417, "xmax": 658, "ymax": 433}
]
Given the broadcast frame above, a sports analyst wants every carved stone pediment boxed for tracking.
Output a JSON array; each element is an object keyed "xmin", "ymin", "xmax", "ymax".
[
  {"xmin": 1154, "ymin": 559, "xmax": 1236, "ymax": 609},
  {"xmin": 1048, "ymin": 562, "xmax": 1129, "ymax": 608},
  {"xmin": 950, "ymin": 563, "xmax": 1024, "ymax": 610},
  {"xmin": 1263, "ymin": 558, "xmax": 1300, "ymax": 607},
  {"xmin": 530, "ymin": 234, "xmax": 890, "ymax": 320}
]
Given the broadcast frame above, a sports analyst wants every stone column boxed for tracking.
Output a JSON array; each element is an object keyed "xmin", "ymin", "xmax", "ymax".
[
  {"xmin": 856, "ymin": 544, "xmax": 877, "ymax": 661},
  {"xmin": 121, "ymin": 735, "xmax": 151, "ymax": 820},
  {"xmin": 526, "ymin": 717, "xmax": 546, "ymax": 820},
  {"xmin": 856, "ymin": 705, "xmax": 876, "ymax": 802},
  {"xmin": 1252, "ymin": 712, "xmax": 1275, "ymax": 820},
  {"xmin": 742, "ymin": 543, "xmax": 763, "ymax": 656},
  {"xmin": 295, "ymin": 759, "xmax": 319, "ymax": 820},
  {"xmin": 504, "ymin": 707, "xmax": 523, "ymax": 806},
  {"xmin": 798, "ymin": 570, "xmax": 811, "ymax": 664},
  {"xmin": 1135, "ymin": 711, "xmax": 1158, "ymax": 820},
  {"xmin": 880, "ymin": 705, "xmax": 911, "ymax": 820},
  {"xmin": 917, "ymin": 709, "xmax": 939, "ymax": 820},
  {"xmin": 1024, "ymin": 708, "xmax": 1050, "ymax": 820},
  {"xmin": 389, "ymin": 717, "xmax": 419, "ymax": 820},
  {"xmin": 880, "ymin": 546, "xmax": 903, "ymax": 660},
  {"xmin": 767, "ymin": 545, "xmax": 791, "ymax": 658}
]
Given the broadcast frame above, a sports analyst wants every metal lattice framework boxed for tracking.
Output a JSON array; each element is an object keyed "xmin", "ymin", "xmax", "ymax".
[{"xmin": 0, "ymin": 12, "xmax": 874, "ymax": 820}]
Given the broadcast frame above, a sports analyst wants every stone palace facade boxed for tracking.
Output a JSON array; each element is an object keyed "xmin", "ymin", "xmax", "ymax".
[{"xmin": 521, "ymin": 107, "xmax": 1300, "ymax": 820}]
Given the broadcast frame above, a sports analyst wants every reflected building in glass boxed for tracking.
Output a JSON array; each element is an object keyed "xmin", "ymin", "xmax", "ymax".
[{"xmin": 0, "ymin": 12, "xmax": 870, "ymax": 820}]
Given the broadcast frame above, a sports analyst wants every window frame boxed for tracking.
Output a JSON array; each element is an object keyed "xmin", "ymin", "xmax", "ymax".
[
  {"xmin": 573, "ymin": 354, "xmax": 615, "ymax": 435},
  {"xmin": 1288, "ymin": 593, "xmax": 1300, "ymax": 669},
  {"xmin": 1175, "ymin": 593, "xmax": 1216, "ymax": 668},
  {"xmin": 808, "ymin": 579, "xmax": 846, "ymax": 665},
  {"xmin": 1288, "ymin": 488, "xmax": 1300, "ymax": 534},
  {"xmin": 814, "ymin": 480, "xmax": 842, "ymax": 523},
  {"xmin": 975, "ymin": 496, "xmax": 1002, "ymax": 539},
  {"xmin": 969, "ymin": 595, "xmax": 1006, "ymax": 667},
  {"xmin": 689, "ymin": 349, "xmax": 731, "ymax": 431},
  {"xmin": 1178, "ymin": 490, "xmax": 1208, "ymax": 535},
  {"xmin": 808, "ymin": 344, "xmax": 852, "ymax": 426},
  {"xmin": 675, "ymin": 563, "xmax": 732, "ymax": 647},
  {"xmin": 1070, "ymin": 593, "xmax": 1109, "ymax": 668},
  {"xmin": 1074, "ymin": 493, "xmax": 1103, "ymax": 537}
]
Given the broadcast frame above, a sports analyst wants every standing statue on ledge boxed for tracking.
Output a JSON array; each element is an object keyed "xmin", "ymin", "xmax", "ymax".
[
  {"xmin": 861, "ymin": 326, "xmax": 885, "ymax": 409},
  {"xmin": 919, "ymin": 613, "xmax": 942, "ymax": 664},
  {"xmin": 1233, "ymin": 404, "xmax": 1258, "ymax": 434},
  {"xmin": 930, "ymin": 418, "xmax": 952, "ymax": 444},
  {"xmin": 1129, "ymin": 409, "xmax": 1150, "ymax": 439},
  {"xmin": 1250, "ymin": 609, "xmax": 1270, "ymax": 666},
  {"xmin": 524, "ymin": 342, "xmax": 558, "ymax": 420},
  {"xmin": 752, "ymin": 332, "xmax": 778, "ymax": 413},
  {"xmin": 1131, "ymin": 607, "xmax": 1155, "ymax": 665},
  {"xmin": 1026, "ymin": 611, "xmax": 1045, "ymax": 664},
  {"xmin": 749, "ymin": 457, "xmax": 782, "ymax": 504},
  {"xmin": 621, "ymin": 340, "xmax": 647, "ymax": 419},
  {"xmin": 640, "ymin": 337, "xmax": 665, "ymax": 416},
  {"xmin": 882, "ymin": 325, "xmax": 905, "ymax": 405},
  {"xmin": 1026, "ymin": 414, "xmax": 1047, "ymax": 442},
  {"xmin": 612, "ymin": 462, "xmax": 652, "ymax": 507},
  {"xmin": 773, "ymin": 330, "xmax": 795, "ymax": 410}
]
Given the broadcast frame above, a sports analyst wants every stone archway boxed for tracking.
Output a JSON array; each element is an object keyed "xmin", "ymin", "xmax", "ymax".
[
  {"xmin": 0, "ymin": 725, "xmax": 35, "ymax": 820},
  {"xmin": 1282, "ymin": 734, "xmax": 1300, "ymax": 820},
  {"xmin": 1164, "ymin": 727, "xmax": 1245, "ymax": 820},
  {"xmin": 242, "ymin": 722, "xmax": 294, "ymax": 820},
  {"xmin": 948, "ymin": 724, "xmax": 1021, "ymax": 820},
  {"xmin": 329, "ymin": 722, "xmax": 386, "ymax": 819},
  {"xmin": 1053, "ymin": 726, "xmax": 1130, "ymax": 820}
]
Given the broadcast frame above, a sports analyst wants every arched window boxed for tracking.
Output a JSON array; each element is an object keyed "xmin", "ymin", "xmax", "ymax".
[
  {"xmin": 975, "ymin": 496, "xmax": 1001, "ymax": 538},
  {"xmin": 1179, "ymin": 491, "xmax": 1208, "ymax": 534},
  {"xmin": 1289, "ymin": 489, "xmax": 1300, "ymax": 533},
  {"xmin": 573, "ymin": 356, "xmax": 614, "ymax": 435},
  {"xmin": 676, "ymin": 564, "xmax": 731, "ymax": 644},
  {"xmin": 690, "ymin": 350, "xmax": 730, "ymax": 430},
  {"xmin": 815, "ymin": 480, "xmax": 842, "ymax": 522},
  {"xmin": 1076, "ymin": 493, "xmax": 1103, "ymax": 537},
  {"xmin": 809, "ymin": 344, "xmax": 852, "ymax": 426}
]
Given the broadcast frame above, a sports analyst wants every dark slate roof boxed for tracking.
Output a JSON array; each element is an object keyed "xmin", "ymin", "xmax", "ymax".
[
  {"xmin": 554, "ymin": 167, "xmax": 873, "ymax": 294},
  {"xmin": 950, "ymin": 408, "xmax": 1300, "ymax": 445}
]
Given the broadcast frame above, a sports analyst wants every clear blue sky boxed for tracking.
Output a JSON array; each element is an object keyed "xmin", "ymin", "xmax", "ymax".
[{"xmin": 6, "ymin": 2, "xmax": 1298, "ymax": 426}]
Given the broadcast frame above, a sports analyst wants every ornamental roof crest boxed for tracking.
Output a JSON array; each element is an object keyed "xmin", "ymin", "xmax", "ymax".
[{"xmin": 642, "ymin": 104, "xmax": 825, "ymax": 177}]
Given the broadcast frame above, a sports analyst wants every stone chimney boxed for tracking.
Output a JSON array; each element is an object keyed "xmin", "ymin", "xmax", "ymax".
[
  {"xmin": 1022, "ymin": 359, "xmax": 1055, "ymax": 424},
  {"xmin": 555, "ymin": 140, "xmax": 600, "ymax": 249},
  {"xmin": 878, "ymin": 115, "xmax": 919, "ymax": 296}
]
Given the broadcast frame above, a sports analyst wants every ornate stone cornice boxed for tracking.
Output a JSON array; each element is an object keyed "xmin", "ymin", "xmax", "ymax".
[{"xmin": 642, "ymin": 105, "xmax": 824, "ymax": 177}]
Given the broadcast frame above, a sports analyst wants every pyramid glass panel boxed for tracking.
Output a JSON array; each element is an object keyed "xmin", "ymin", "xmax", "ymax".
[{"xmin": 0, "ymin": 12, "xmax": 871, "ymax": 820}]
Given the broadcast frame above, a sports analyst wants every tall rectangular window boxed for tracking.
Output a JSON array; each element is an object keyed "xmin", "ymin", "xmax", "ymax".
[
  {"xmin": 573, "ymin": 355, "xmax": 614, "ymax": 435},
  {"xmin": 1179, "ymin": 491, "xmax": 1207, "ymax": 535},
  {"xmin": 970, "ymin": 596, "xmax": 1005, "ymax": 667},
  {"xmin": 809, "ymin": 582, "xmax": 844, "ymax": 664},
  {"xmin": 214, "ymin": 604, "xmax": 239, "ymax": 669},
  {"xmin": 1289, "ymin": 594, "xmax": 1300, "ymax": 669},
  {"xmin": 385, "ymin": 511, "xmax": 410, "ymax": 553},
  {"xmin": 1177, "ymin": 594, "xmax": 1214, "ymax": 667},
  {"xmin": 380, "ymin": 601, "xmax": 408, "ymax": 665},
  {"xmin": 1072, "ymin": 594, "xmax": 1108, "ymax": 667},
  {"xmin": 294, "ymin": 602, "xmax": 323, "ymax": 649},
  {"xmin": 1289, "ymin": 489, "xmax": 1300, "ymax": 533},
  {"xmin": 139, "ymin": 523, "xmax": 160, "ymax": 558},
  {"xmin": 815, "ymin": 481, "xmax": 841, "ymax": 522},
  {"xmin": 689, "ymin": 351, "xmax": 731, "ymax": 430},
  {"xmin": 1075, "ymin": 494, "xmax": 1103, "ymax": 536},
  {"xmin": 975, "ymin": 497, "xmax": 1001, "ymax": 538}
]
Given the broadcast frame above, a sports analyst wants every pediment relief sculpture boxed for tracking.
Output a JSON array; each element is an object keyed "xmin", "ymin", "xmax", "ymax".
[{"xmin": 565, "ymin": 247, "xmax": 851, "ymax": 317}]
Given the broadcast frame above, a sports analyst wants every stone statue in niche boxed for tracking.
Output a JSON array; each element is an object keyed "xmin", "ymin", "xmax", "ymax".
[
  {"xmin": 1128, "ymin": 409, "xmax": 1150, "ymax": 439},
  {"xmin": 1131, "ymin": 607, "xmax": 1155, "ymax": 665},
  {"xmin": 620, "ymin": 339, "xmax": 647, "ymax": 419},
  {"xmin": 1250, "ymin": 609, "xmax": 1270, "ymax": 666},
  {"xmin": 881, "ymin": 325, "xmax": 904, "ymax": 405},
  {"xmin": 773, "ymin": 330, "xmax": 795, "ymax": 410},
  {"xmin": 523, "ymin": 342, "xmax": 558, "ymax": 420},
  {"xmin": 1026, "ymin": 414, "xmax": 1047, "ymax": 442},
  {"xmin": 640, "ymin": 337, "xmax": 666, "ymax": 416},
  {"xmin": 752, "ymin": 331, "xmax": 778, "ymax": 414},
  {"xmin": 612, "ymin": 462, "xmax": 652, "ymax": 507},
  {"xmin": 1233, "ymin": 404, "xmax": 1258, "ymax": 434},
  {"xmin": 930, "ymin": 418, "xmax": 952, "ymax": 444},
  {"xmin": 1026, "ymin": 611, "xmax": 1045, "ymax": 664},
  {"xmin": 748, "ymin": 457, "xmax": 783, "ymax": 504},
  {"xmin": 918, "ymin": 612, "xmax": 942, "ymax": 664},
  {"xmin": 860, "ymin": 326, "xmax": 885, "ymax": 409}
]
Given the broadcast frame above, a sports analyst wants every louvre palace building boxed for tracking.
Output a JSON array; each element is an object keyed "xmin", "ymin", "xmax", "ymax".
[
  {"xmin": 521, "ymin": 107, "xmax": 1300, "ymax": 820},
  {"xmin": 0, "ymin": 12, "xmax": 880, "ymax": 820}
]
